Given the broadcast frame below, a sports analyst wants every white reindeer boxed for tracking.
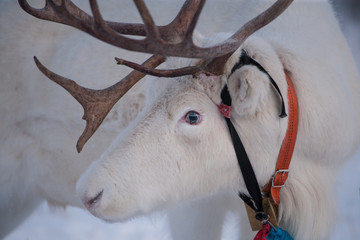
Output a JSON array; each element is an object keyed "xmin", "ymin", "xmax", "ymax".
[{"xmin": 1, "ymin": 0, "xmax": 359, "ymax": 239}]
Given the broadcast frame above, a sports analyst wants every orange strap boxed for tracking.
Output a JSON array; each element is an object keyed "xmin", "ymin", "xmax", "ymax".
[{"xmin": 265, "ymin": 72, "xmax": 299, "ymax": 205}]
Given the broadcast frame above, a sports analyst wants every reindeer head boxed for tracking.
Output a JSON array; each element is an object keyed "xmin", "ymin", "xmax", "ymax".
[{"xmin": 19, "ymin": 0, "xmax": 292, "ymax": 221}]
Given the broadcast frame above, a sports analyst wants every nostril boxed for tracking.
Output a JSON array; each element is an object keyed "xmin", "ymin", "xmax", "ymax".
[{"xmin": 86, "ymin": 190, "xmax": 103, "ymax": 208}]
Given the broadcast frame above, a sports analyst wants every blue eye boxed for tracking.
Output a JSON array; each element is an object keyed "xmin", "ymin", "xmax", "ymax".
[{"xmin": 185, "ymin": 111, "xmax": 201, "ymax": 125}]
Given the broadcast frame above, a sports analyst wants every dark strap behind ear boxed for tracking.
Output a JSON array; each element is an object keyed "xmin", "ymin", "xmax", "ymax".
[
  {"xmin": 220, "ymin": 85, "xmax": 232, "ymax": 106},
  {"xmin": 220, "ymin": 85, "xmax": 265, "ymax": 215}
]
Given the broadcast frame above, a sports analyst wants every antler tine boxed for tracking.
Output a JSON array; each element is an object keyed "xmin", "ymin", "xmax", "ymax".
[
  {"xmin": 78, "ymin": 0, "xmax": 205, "ymax": 40},
  {"xmin": 87, "ymin": 0, "xmax": 206, "ymax": 40},
  {"xmin": 163, "ymin": 0, "xmax": 205, "ymax": 41},
  {"xmin": 34, "ymin": 55, "xmax": 165, "ymax": 152},
  {"xmin": 89, "ymin": 0, "xmax": 105, "ymax": 28},
  {"xmin": 115, "ymin": 57, "xmax": 201, "ymax": 78},
  {"xmin": 182, "ymin": 0, "xmax": 206, "ymax": 42},
  {"xmin": 18, "ymin": 0, "xmax": 65, "ymax": 24},
  {"xmin": 19, "ymin": 0, "xmax": 146, "ymax": 52},
  {"xmin": 133, "ymin": 0, "xmax": 160, "ymax": 40},
  {"xmin": 88, "ymin": 0, "xmax": 141, "ymax": 45},
  {"xmin": 231, "ymin": 0, "xmax": 293, "ymax": 45},
  {"xmin": 98, "ymin": 0, "xmax": 206, "ymax": 41},
  {"xmin": 204, "ymin": 0, "xmax": 293, "ymax": 75},
  {"xmin": 18, "ymin": 0, "xmax": 147, "ymax": 36}
]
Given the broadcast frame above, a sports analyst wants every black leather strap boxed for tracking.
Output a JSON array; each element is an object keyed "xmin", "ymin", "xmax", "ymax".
[{"xmin": 221, "ymin": 86, "xmax": 264, "ymax": 213}]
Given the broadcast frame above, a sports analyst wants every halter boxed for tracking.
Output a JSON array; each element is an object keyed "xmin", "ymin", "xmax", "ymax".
[{"xmin": 218, "ymin": 50, "xmax": 298, "ymax": 239}]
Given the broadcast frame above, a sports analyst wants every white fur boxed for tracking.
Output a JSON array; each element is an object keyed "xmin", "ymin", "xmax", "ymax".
[{"xmin": 1, "ymin": 0, "xmax": 359, "ymax": 239}]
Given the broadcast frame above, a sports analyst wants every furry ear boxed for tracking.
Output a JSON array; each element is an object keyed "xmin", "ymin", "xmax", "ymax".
[{"xmin": 227, "ymin": 65, "xmax": 271, "ymax": 118}]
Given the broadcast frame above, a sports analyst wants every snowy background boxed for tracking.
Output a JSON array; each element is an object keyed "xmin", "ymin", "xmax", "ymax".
[{"xmin": 4, "ymin": 1, "xmax": 360, "ymax": 240}]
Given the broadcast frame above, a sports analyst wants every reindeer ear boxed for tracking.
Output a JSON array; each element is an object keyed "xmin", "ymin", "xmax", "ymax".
[{"xmin": 227, "ymin": 65, "xmax": 271, "ymax": 118}]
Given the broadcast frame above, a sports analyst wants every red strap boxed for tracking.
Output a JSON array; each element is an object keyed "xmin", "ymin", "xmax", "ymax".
[
  {"xmin": 266, "ymin": 72, "xmax": 299, "ymax": 205},
  {"xmin": 218, "ymin": 103, "xmax": 232, "ymax": 118}
]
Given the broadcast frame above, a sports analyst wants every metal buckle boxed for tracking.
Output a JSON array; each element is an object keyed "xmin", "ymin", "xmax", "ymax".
[{"xmin": 271, "ymin": 169, "xmax": 289, "ymax": 188}]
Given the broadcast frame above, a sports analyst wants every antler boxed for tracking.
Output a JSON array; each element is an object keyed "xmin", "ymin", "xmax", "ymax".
[
  {"xmin": 19, "ymin": 0, "xmax": 293, "ymax": 152},
  {"xmin": 34, "ymin": 55, "xmax": 165, "ymax": 153},
  {"xmin": 18, "ymin": 0, "xmax": 292, "ymax": 59}
]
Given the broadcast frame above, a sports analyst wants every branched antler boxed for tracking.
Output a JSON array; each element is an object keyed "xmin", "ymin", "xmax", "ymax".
[
  {"xmin": 34, "ymin": 55, "xmax": 165, "ymax": 152},
  {"xmin": 19, "ymin": 0, "xmax": 293, "ymax": 151},
  {"xmin": 19, "ymin": 0, "xmax": 292, "ymax": 58}
]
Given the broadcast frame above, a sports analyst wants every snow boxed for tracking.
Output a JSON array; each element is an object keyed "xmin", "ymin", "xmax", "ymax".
[
  {"xmin": 4, "ymin": 205, "xmax": 170, "ymax": 240},
  {"xmin": 4, "ymin": 2, "xmax": 360, "ymax": 240}
]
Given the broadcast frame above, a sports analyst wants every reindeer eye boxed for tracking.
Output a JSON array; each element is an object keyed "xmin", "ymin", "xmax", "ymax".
[{"xmin": 185, "ymin": 111, "xmax": 201, "ymax": 125}]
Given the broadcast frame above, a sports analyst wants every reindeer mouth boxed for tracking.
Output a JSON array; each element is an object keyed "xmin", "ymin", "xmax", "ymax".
[{"xmin": 80, "ymin": 189, "xmax": 104, "ymax": 216}]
